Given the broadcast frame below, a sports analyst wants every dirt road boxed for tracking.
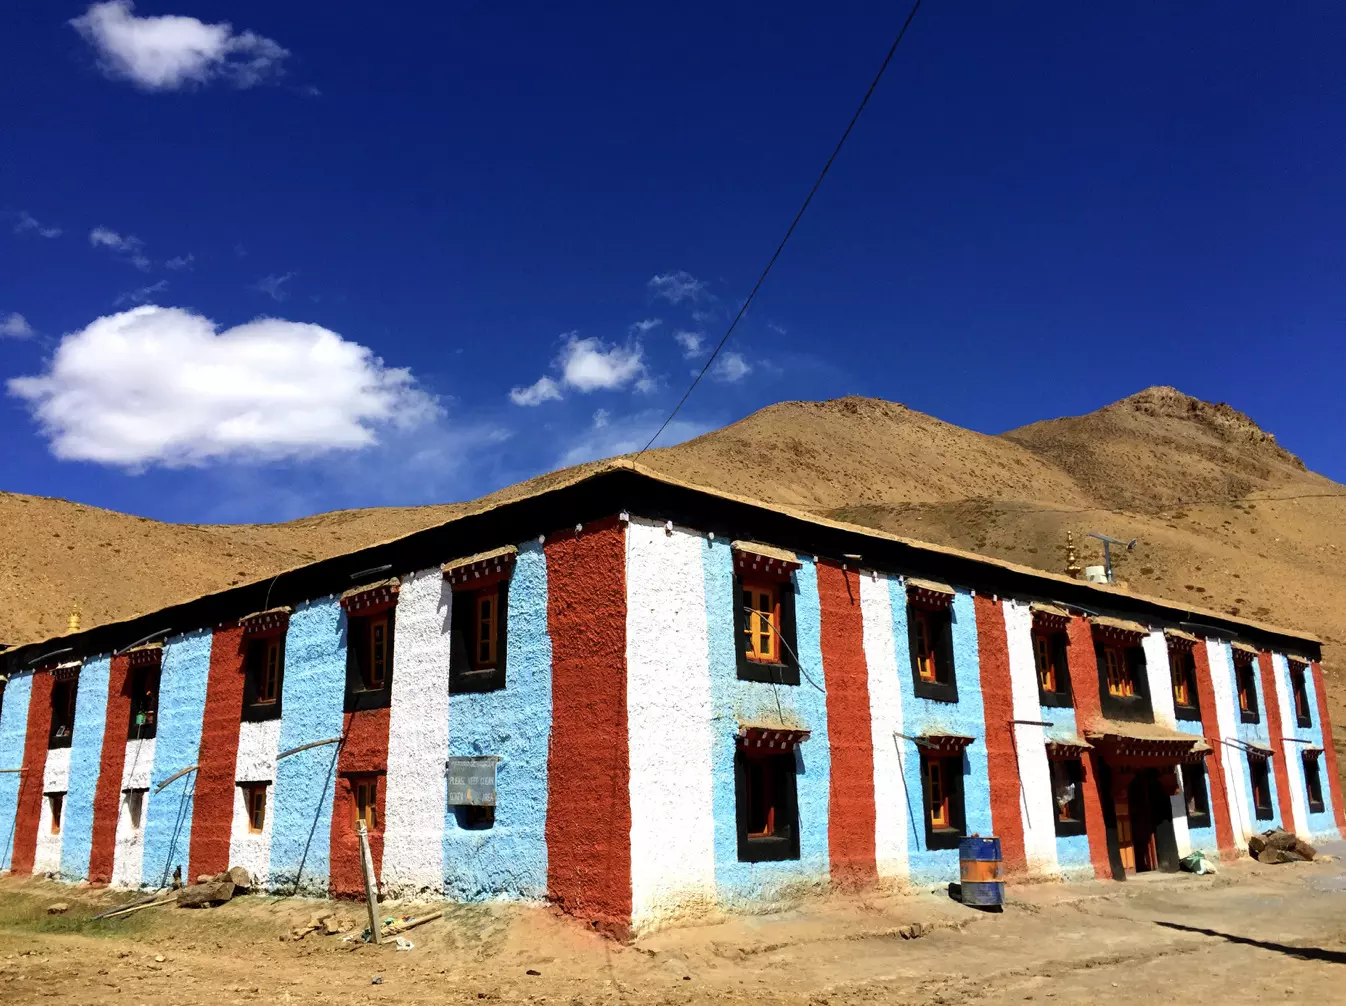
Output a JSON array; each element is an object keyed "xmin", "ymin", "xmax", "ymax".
[{"xmin": 3, "ymin": 847, "xmax": 1345, "ymax": 1006}]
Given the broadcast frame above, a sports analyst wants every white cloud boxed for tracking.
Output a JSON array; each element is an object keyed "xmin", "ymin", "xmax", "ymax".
[
  {"xmin": 558, "ymin": 408, "xmax": 711, "ymax": 466},
  {"xmin": 89, "ymin": 226, "xmax": 150, "ymax": 270},
  {"xmin": 114, "ymin": 279, "xmax": 169, "ymax": 305},
  {"xmin": 1, "ymin": 313, "xmax": 33, "ymax": 338},
  {"xmin": 509, "ymin": 375, "xmax": 562, "ymax": 407},
  {"xmin": 69, "ymin": 1, "xmax": 289, "ymax": 90},
  {"xmin": 629, "ymin": 318, "xmax": 661, "ymax": 334},
  {"xmin": 164, "ymin": 253, "xmax": 194, "ymax": 270},
  {"xmin": 253, "ymin": 272, "xmax": 294, "ymax": 301},
  {"xmin": 7, "ymin": 305, "xmax": 438, "ymax": 468},
  {"xmin": 510, "ymin": 334, "xmax": 648, "ymax": 406},
  {"xmin": 592, "ymin": 408, "xmax": 610, "ymax": 428},
  {"xmin": 648, "ymin": 270, "xmax": 707, "ymax": 305},
  {"xmin": 711, "ymin": 351, "xmax": 752, "ymax": 383},
  {"xmin": 14, "ymin": 212, "xmax": 62, "ymax": 238},
  {"xmin": 674, "ymin": 330, "xmax": 704, "ymax": 358}
]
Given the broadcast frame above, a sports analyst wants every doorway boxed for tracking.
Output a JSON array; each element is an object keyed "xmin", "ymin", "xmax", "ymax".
[{"xmin": 1126, "ymin": 768, "xmax": 1179, "ymax": 873}]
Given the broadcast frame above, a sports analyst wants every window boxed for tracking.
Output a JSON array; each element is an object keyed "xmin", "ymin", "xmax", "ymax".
[
  {"xmin": 1235, "ymin": 655, "xmax": 1260, "ymax": 723},
  {"xmin": 732, "ymin": 575, "xmax": 800, "ymax": 685},
  {"xmin": 1248, "ymin": 754, "xmax": 1273, "ymax": 820},
  {"xmin": 1181, "ymin": 762, "xmax": 1211, "ymax": 828},
  {"xmin": 49, "ymin": 678, "xmax": 78, "ymax": 749},
  {"xmin": 345, "ymin": 611, "xmax": 395, "ymax": 710},
  {"xmin": 125, "ymin": 789, "xmax": 146, "ymax": 831},
  {"xmin": 1104, "ymin": 646, "xmax": 1133, "ymax": 697},
  {"xmin": 735, "ymin": 747, "xmax": 799, "ymax": 862},
  {"xmin": 450, "ymin": 581, "xmax": 509, "ymax": 692},
  {"xmin": 366, "ymin": 616, "xmax": 390, "ymax": 688},
  {"xmin": 920, "ymin": 752, "xmax": 966, "ymax": 849},
  {"xmin": 48, "ymin": 793, "xmax": 64, "ymax": 835},
  {"xmin": 743, "ymin": 582, "xmax": 781, "ymax": 664},
  {"xmin": 241, "ymin": 783, "xmax": 268, "ymax": 834},
  {"xmin": 1170, "ymin": 646, "xmax": 1201, "ymax": 720},
  {"xmin": 1049, "ymin": 758, "xmax": 1086, "ymax": 836},
  {"xmin": 242, "ymin": 635, "xmax": 285, "ymax": 721},
  {"xmin": 1033, "ymin": 628, "xmax": 1072, "ymax": 706},
  {"xmin": 351, "ymin": 775, "xmax": 379, "ymax": 832},
  {"xmin": 127, "ymin": 665, "xmax": 160, "ymax": 740},
  {"xmin": 1290, "ymin": 662, "xmax": 1313, "ymax": 728},
  {"xmin": 1094, "ymin": 639, "xmax": 1150, "ymax": 720},
  {"xmin": 909, "ymin": 604, "xmax": 957, "ymax": 702},
  {"xmin": 1303, "ymin": 752, "xmax": 1325, "ymax": 814}
]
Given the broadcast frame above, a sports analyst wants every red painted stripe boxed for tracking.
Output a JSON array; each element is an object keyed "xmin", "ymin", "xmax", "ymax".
[
  {"xmin": 974, "ymin": 595, "xmax": 1027, "ymax": 878},
  {"xmin": 544, "ymin": 518, "xmax": 631, "ymax": 937},
  {"xmin": 10, "ymin": 672, "xmax": 54, "ymax": 876},
  {"xmin": 1063, "ymin": 616, "xmax": 1111, "ymax": 878},
  {"xmin": 1192, "ymin": 643, "xmax": 1238, "ymax": 859},
  {"xmin": 87, "ymin": 656, "xmax": 132, "ymax": 885},
  {"xmin": 1257, "ymin": 652, "xmax": 1296, "ymax": 831},
  {"xmin": 816, "ymin": 563, "xmax": 877, "ymax": 888},
  {"xmin": 1310, "ymin": 661, "xmax": 1346, "ymax": 832},
  {"xmin": 189, "ymin": 626, "xmax": 247, "ymax": 877},
  {"xmin": 329, "ymin": 706, "xmax": 392, "ymax": 898}
]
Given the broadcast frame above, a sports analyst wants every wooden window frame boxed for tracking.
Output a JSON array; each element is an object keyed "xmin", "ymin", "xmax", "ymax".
[
  {"xmin": 48, "ymin": 792, "xmax": 65, "ymax": 835},
  {"xmin": 1303, "ymin": 752, "xmax": 1325, "ymax": 814},
  {"xmin": 732, "ymin": 573, "xmax": 800, "ymax": 686},
  {"xmin": 1235, "ymin": 656, "xmax": 1260, "ymax": 724},
  {"xmin": 125, "ymin": 788, "xmax": 147, "ymax": 831},
  {"xmin": 450, "ymin": 579, "xmax": 509, "ymax": 694},
  {"xmin": 241, "ymin": 782, "xmax": 269, "ymax": 834},
  {"xmin": 1033, "ymin": 627, "xmax": 1073, "ymax": 708},
  {"xmin": 1180, "ymin": 762, "xmax": 1211, "ymax": 829},
  {"xmin": 48, "ymin": 678, "xmax": 78, "ymax": 750},
  {"xmin": 734, "ymin": 746, "xmax": 800, "ymax": 862},
  {"xmin": 743, "ymin": 582, "xmax": 782, "ymax": 665},
  {"xmin": 349, "ymin": 774, "xmax": 380, "ymax": 833},
  {"xmin": 908, "ymin": 602, "xmax": 958, "ymax": 703},
  {"xmin": 242, "ymin": 634, "xmax": 286, "ymax": 722},
  {"xmin": 1048, "ymin": 757, "xmax": 1087, "ymax": 837},
  {"xmin": 1169, "ymin": 646, "xmax": 1202, "ymax": 721},
  {"xmin": 1289, "ymin": 663, "xmax": 1313, "ymax": 729},
  {"xmin": 1247, "ymin": 754, "xmax": 1273, "ymax": 820},
  {"xmin": 1093, "ymin": 638, "xmax": 1151, "ymax": 722},
  {"xmin": 920, "ymin": 751, "xmax": 966, "ymax": 850},
  {"xmin": 127, "ymin": 664, "xmax": 161, "ymax": 740},
  {"xmin": 345, "ymin": 610, "xmax": 395, "ymax": 711}
]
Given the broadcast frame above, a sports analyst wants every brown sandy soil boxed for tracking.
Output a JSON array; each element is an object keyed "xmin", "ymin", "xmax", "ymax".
[
  {"xmin": 3, "ymin": 849, "xmax": 1346, "ymax": 1005},
  {"xmin": 4, "ymin": 386, "xmax": 1345, "ymax": 784}
]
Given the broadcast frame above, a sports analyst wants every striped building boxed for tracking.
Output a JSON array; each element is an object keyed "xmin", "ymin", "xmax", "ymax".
[{"xmin": 1, "ymin": 462, "xmax": 1341, "ymax": 935}]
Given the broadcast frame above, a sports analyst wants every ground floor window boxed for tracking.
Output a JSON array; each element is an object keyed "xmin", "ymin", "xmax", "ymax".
[
  {"xmin": 349, "ymin": 774, "xmax": 380, "ymax": 832},
  {"xmin": 1180, "ymin": 762, "xmax": 1211, "ymax": 828},
  {"xmin": 124, "ymin": 788, "xmax": 147, "ymax": 830},
  {"xmin": 1248, "ymin": 754, "xmax": 1273, "ymax": 820},
  {"xmin": 1049, "ymin": 758, "xmax": 1086, "ymax": 836},
  {"xmin": 1303, "ymin": 752, "xmax": 1325, "ymax": 814},
  {"xmin": 735, "ymin": 747, "xmax": 799, "ymax": 862},
  {"xmin": 920, "ymin": 752, "xmax": 966, "ymax": 849},
  {"xmin": 240, "ymin": 782, "xmax": 269, "ymax": 834},
  {"xmin": 47, "ymin": 792, "xmax": 64, "ymax": 835}
]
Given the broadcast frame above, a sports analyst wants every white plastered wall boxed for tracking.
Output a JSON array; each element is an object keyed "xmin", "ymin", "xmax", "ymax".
[
  {"xmin": 229, "ymin": 719, "xmax": 281, "ymax": 888},
  {"xmin": 861, "ymin": 571, "xmax": 907, "ymax": 881},
  {"xmin": 1001, "ymin": 601, "xmax": 1059, "ymax": 876},
  {"xmin": 34, "ymin": 748, "xmax": 71, "ymax": 875},
  {"xmin": 1142, "ymin": 632, "xmax": 1177, "ymax": 728},
  {"xmin": 111, "ymin": 737, "xmax": 155, "ymax": 888},
  {"xmin": 625, "ymin": 520, "xmax": 717, "ymax": 933}
]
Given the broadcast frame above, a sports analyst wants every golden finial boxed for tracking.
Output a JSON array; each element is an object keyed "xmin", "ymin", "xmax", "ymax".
[
  {"xmin": 1065, "ymin": 532, "xmax": 1083, "ymax": 579},
  {"xmin": 67, "ymin": 608, "xmax": 81, "ymax": 634}
]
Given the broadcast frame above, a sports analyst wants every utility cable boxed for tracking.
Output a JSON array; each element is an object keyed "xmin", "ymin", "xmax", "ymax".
[{"xmin": 637, "ymin": 0, "xmax": 926, "ymax": 455}]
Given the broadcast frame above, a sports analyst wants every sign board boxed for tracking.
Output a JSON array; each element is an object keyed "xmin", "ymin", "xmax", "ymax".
[{"xmin": 446, "ymin": 756, "xmax": 499, "ymax": 806}]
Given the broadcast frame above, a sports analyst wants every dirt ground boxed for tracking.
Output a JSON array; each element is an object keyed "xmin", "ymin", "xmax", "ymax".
[{"xmin": 3, "ymin": 845, "xmax": 1345, "ymax": 1006}]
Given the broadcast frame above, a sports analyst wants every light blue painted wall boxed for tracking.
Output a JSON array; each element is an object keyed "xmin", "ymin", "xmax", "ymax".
[
  {"xmin": 0, "ymin": 673, "xmax": 33, "ymax": 872},
  {"xmin": 59, "ymin": 655, "xmax": 111, "ymax": 881},
  {"xmin": 141, "ymin": 632, "xmax": 212, "ymax": 889},
  {"xmin": 1171, "ymin": 709, "xmax": 1219, "ymax": 856},
  {"xmin": 1216, "ymin": 645, "xmax": 1285, "ymax": 832},
  {"xmin": 443, "ymin": 541, "xmax": 553, "ymax": 900},
  {"xmin": 704, "ymin": 542, "xmax": 831, "ymax": 906},
  {"xmin": 1282, "ymin": 658, "xmax": 1339, "ymax": 841},
  {"xmin": 270, "ymin": 597, "xmax": 347, "ymax": 895},
  {"xmin": 1040, "ymin": 705, "xmax": 1093, "ymax": 874},
  {"xmin": 889, "ymin": 585, "xmax": 991, "ymax": 883}
]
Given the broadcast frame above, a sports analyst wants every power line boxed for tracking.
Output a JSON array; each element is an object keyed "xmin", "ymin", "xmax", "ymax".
[{"xmin": 636, "ymin": 0, "xmax": 926, "ymax": 455}]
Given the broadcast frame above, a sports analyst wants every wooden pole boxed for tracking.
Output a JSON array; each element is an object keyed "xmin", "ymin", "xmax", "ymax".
[{"xmin": 356, "ymin": 821, "xmax": 381, "ymax": 945}]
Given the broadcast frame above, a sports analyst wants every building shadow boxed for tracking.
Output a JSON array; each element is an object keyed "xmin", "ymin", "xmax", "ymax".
[{"xmin": 1154, "ymin": 921, "xmax": 1346, "ymax": 964}]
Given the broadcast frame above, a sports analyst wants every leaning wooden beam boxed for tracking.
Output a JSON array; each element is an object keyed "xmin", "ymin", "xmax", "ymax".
[
  {"xmin": 97, "ymin": 894, "xmax": 177, "ymax": 919},
  {"xmin": 153, "ymin": 764, "xmax": 199, "ymax": 794},
  {"xmin": 277, "ymin": 736, "xmax": 342, "ymax": 761},
  {"xmin": 357, "ymin": 821, "xmax": 381, "ymax": 945},
  {"xmin": 381, "ymin": 911, "xmax": 444, "ymax": 941}
]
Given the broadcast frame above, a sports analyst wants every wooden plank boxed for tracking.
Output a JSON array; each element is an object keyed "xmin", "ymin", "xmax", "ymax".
[{"xmin": 356, "ymin": 821, "xmax": 381, "ymax": 945}]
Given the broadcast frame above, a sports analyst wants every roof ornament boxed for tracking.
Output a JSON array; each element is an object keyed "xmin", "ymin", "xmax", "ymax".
[{"xmin": 1065, "ymin": 532, "xmax": 1083, "ymax": 579}]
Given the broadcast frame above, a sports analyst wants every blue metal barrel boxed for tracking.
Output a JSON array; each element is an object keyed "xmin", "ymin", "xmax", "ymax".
[{"xmin": 959, "ymin": 835, "xmax": 1004, "ymax": 907}]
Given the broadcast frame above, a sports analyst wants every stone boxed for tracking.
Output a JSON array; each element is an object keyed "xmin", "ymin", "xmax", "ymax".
[
  {"xmin": 176, "ymin": 880, "xmax": 235, "ymax": 908},
  {"xmin": 197, "ymin": 874, "xmax": 213, "ymax": 884},
  {"xmin": 321, "ymin": 917, "xmax": 343, "ymax": 936},
  {"xmin": 225, "ymin": 866, "xmax": 254, "ymax": 891},
  {"xmin": 45, "ymin": 903, "xmax": 69, "ymax": 915}
]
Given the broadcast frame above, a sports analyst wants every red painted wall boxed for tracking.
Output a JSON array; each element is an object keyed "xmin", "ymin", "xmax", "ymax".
[
  {"xmin": 816, "ymin": 563, "xmax": 877, "ymax": 888},
  {"xmin": 1063, "ymin": 616, "xmax": 1111, "ymax": 878},
  {"xmin": 1192, "ymin": 643, "xmax": 1238, "ymax": 859},
  {"xmin": 1257, "ymin": 652, "xmax": 1296, "ymax": 831},
  {"xmin": 189, "ymin": 625, "xmax": 248, "ymax": 877},
  {"xmin": 10, "ymin": 672, "xmax": 54, "ymax": 875},
  {"xmin": 87, "ymin": 655, "xmax": 132, "ymax": 884},
  {"xmin": 1310, "ymin": 661, "xmax": 1346, "ymax": 832},
  {"xmin": 544, "ymin": 518, "xmax": 631, "ymax": 936},
  {"xmin": 974, "ymin": 595, "xmax": 1028, "ymax": 878},
  {"xmin": 329, "ymin": 706, "xmax": 392, "ymax": 898}
]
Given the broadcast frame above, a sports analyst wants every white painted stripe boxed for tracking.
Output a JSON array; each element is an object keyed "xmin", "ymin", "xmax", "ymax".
[
  {"xmin": 626, "ymin": 520, "xmax": 716, "ymax": 933},
  {"xmin": 229, "ymin": 719, "xmax": 281, "ymax": 888},
  {"xmin": 1143, "ymin": 632, "xmax": 1176, "ymax": 728},
  {"xmin": 112, "ymin": 737, "xmax": 155, "ymax": 888},
  {"xmin": 34, "ymin": 749, "xmax": 70, "ymax": 875},
  {"xmin": 1206, "ymin": 640, "xmax": 1250, "ymax": 847},
  {"xmin": 1169, "ymin": 785, "xmax": 1192, "ymax": 858},
  {"xmin": 1269, "ymin": 654, "xmax": 1309, "ymax": 837},
  {"xmin": 380, "ymin": 568, "xmax": 451, "ymax": 899},
  {"xmin": 1002, "ymin": 601, "xmax": 1058, "ymax": 876},
  {"xmin": 861, "ymin": 571, "xmax": 907, "ymax": 880}
]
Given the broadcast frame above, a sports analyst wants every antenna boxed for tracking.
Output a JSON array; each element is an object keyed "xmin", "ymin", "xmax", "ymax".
[{"xmin": 1086, "ymin": 532, "xmax": 1137, "ymax": 585}]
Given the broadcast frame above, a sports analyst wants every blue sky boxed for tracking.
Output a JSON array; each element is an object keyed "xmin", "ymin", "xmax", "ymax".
[{"xmin": 2, "ymin": 2, "xmax": 1343, "ymax": 524}]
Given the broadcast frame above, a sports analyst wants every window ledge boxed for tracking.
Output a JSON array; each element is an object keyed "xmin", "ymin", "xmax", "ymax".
[
  {"xmin": 913, "ymin": 679, "xmax": 959, "ymax": 703},
  {"xmin": 926, "ymin": 827, "xmax": 964, "ymax": 851},
  {"xmin": 450, "ymin": 668, "xmax": 506, "ymax": 694},
  {"xmin": 1053, "ymin": 820, "xmax": 1087, "ymax": 838},
  {"xmin": 242, "ymin": 702, "xmax": 283, "ymax": 723},
  {"xmin": 1174, "ymin": 704, "xmax": 1203, "ymax": 722},
  {"xmin": 737, "ymin": 834, "xmax": 799, "ymax": 863},
  {"xmin": 1254, "ymin": 809, "xmax": 1274, "ymax": 821},
  {"xmin": 1039, "ymin": 690, "xmax": 1074, "ymax": 709},
  {"xmin": 1308, "ymin": 801, "xmax": 1326, "ymax": 815},
  {"xmin": 1239, "ymin": 711, "xmax": 1261, "ymax": 725},
  {"xmin": 738, "ymin": 661, "xmax": 800, "ymax": 686},
  {"xmin": 1296, "ymin": 716, "xmax": 1314, "ymax": 729},
  {"xmin": 1186, "ymin": 814, "xmax": 1212, "ymax": 830}
]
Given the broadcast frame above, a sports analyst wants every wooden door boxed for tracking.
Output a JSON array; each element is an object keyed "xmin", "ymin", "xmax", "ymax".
[{"xmin": 1115, "ymin": 794, "xmax": 1135, "ymax": 872}]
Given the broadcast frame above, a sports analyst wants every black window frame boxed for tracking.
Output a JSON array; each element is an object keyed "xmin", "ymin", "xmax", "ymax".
[
  {"xmin": 1048, "ymin": 756, "xmax": 1087, "ymax": 837},
  {"xmin": 1235, "ymin": 655, "xmax": 1261, "ymax": 724},
  {"xmin": 1248, "ymin": 754, "xmax": 1274, "ymax": 820},
  {"xmin": 126, "ymin": 663, "xmax": 161, "ymax": 740},
  {"xmin": 449, "ymin": 578, "xmax": 509, "ymax": 694},
  {"xmin": 732, "ymin": 572, "xmax": 800, "ymax": 686},
  {"xmin": 1303, "ymin": 752, "xmax": 1325, "ymax": 814},
  {"xmin": 1289, "ymin": 663, "xmax": 1313, "ymax": 729},
  {"xmin": 1094, "ymin": 640, "xmax": 1153, "ymax": 722},
  {"xmin": 345, "ymin": 609, "xmax": 395, "ymax": 712},
  {"xmin": 241, "ymin": 633, "xmax": 286, "ymax": 722},
  {"xmin": 1033, "ymin": 626, "xmax": 1073, "ymax": 708},
  {"xmin": 48, "ymin": 677, "xmax": 78, "ymax": 749},
  {"xmin": 1169, "ymin": 645, "xmax": 1202, "ymax": 722},
  {"xmin": 1180, "ymin": 761, "xmax": 1212, "ymax": 829},
  {"xmin": 908, "ymin": 601, "xmax": 958, "ymax": 703},
  {"xmin": 734, "ymin": 745, "xmax": 800, "ymax": 863},
  {"xmin": 920, "ymin": 750, "xmax": 967, "ymax": 850}
]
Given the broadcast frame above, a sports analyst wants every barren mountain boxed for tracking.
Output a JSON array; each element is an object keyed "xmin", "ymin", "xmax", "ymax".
[{"xmin": 3, "ymin": 386, "xmax": 1343, "ymax": 772}]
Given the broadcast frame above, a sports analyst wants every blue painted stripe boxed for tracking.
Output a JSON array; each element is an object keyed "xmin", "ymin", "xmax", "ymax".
[
  {"xmin": 1040, "ymin": 704, "xmax": 1095, "ymax": 874},
  {"xmin": 704, "ymin": 541, "xmax": 830, "ymax": 907},
  {"xmin": 1292, "ymin": 660, "xmax": 1339, "ymax": 841},
  {"xmin": 0, "ymin": 674, "xmax": 34, "ymax": 872},
  {"xmin": 443, "ymin": 541, "xmax": 553, "ymax": 900},
  {"xmin": 890, "ymin": 585, "xmax": 991, "ymax": 883},
  {"xmin": 142, "ymin": 632, "xmax": 213, "ymax": 889},
  {"xmin": 1219, "ymin": 646, "xmax": 1285, "ymax": 832},
  {"xmin": 270, "ymin": 598, "xmax": 347, "ymax": 895},
  {"xmin": 59, "ymin": 656, "xmax": 111, "ymax": 881}
]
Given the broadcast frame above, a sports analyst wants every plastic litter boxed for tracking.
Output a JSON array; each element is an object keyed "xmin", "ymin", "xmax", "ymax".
[
  {"xmin": 1179, "ymin": 850, "xmax": 1216, "ymax": 875},
  {"xmin": 394, "ymin": 937, "xmax": 414, "ymax": 951}
]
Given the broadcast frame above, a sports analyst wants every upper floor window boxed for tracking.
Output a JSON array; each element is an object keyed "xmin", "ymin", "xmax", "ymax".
[
  {"xmin": 342, "ymin": 580, "xmax": 400, "ymax": 711},
  {"xmin": 1166, "ymin": 634, "xmax": 1201, "ymax": 721},
  {"xmin": 446, "ymin": 546, "xmax": 518, "ymax": 693},
  {"xmin": 238, "ymin": 608, "xmax": 290, "ymax": 722},
  {"xmin": 743, "ymin": 582, "xmax": 780, "ymax": 664},
  {"xmin": 730, "ymin": 543, "xmax": 800, "ymax": 685},
  {"xmin": 1031, "ymin": 609, "xmax": 1072, "ymax": 707},
  {"xmin": 1289, "ymin": 660, "xmax": 1313, "ymax": 728},
  {"xmin": 127, "ymin": 664, "xmax": 161, "ymax": 740},
  {"xmin": 908, "ymin": 580, "xmax": 957, "ymax": 702},
  {"xmin": 1234, "ymin": 649, "xmax": 1260, "ymax": 724},
  {"xmin": 1303, "ymin": 751, "xmax": 1325, "ymax": 814},
  {"xmin": 49, "ymin": 676, "xmax": 78, "ymax": 749},
  {"xmin": 1247, "ymin": 752, "xmax": 1273, "ymax": 820},
  {"xmin": 1090, "ymin": 618, "xmax": 1151, "ymax": 721}
]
